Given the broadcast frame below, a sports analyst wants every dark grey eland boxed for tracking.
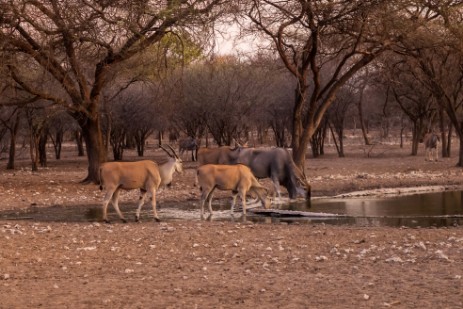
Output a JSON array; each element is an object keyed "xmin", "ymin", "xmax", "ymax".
[
  {"xmin": 230, "ymin": 147, "xmax": 311, "ymax": 201},
  {"xmin": 179, "ymin": 137, "xmax": 199, "ymax": 161}
]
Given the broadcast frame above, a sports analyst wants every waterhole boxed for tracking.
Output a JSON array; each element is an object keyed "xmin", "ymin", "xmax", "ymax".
[
  {"xmin": 250, "ymin": 190, "xmax": 463, "ymax": 227},
  {"xmin": 1, "ymin": 190, "xmax": 462, "ymax": 227}
]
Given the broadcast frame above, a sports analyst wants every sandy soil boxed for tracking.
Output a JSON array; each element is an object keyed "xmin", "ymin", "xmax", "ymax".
[{"xmin": 0, "ymin": 143, "xmax": 462, "ymax": 308}]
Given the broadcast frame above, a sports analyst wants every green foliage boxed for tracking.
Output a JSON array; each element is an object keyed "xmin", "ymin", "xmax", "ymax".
[{"xmin": 115, "ymin": 31, "xmax": 205, "ymax": 83}]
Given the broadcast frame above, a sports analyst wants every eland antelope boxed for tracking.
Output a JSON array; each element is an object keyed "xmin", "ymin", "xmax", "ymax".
[{"xmin": 99, "ymin": 145, "xmax": 182, "ymax": 223}]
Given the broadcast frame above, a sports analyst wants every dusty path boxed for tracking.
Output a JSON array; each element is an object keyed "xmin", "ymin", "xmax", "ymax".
[{"xmin": 1, "ymin": 221, "xmax": 462, "ymax": 308}]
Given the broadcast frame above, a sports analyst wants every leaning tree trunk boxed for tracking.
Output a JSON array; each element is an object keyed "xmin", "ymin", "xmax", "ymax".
[
  {"xmin": 293, "ymin": 125, "xmax": 313, "ymax": 170},
  {"xmin": 291, "ymin": 81, "xmax": 338, "ymax": 169},
  {"xmin": 291, "ymin": 87, "xmax": 312, "ymax": 170},
  {"xmin": 329, "ymin": 123, "xmax": 345, "ymax": 158},
  {"xmin": 329, "ymin": 125, "xmax": 340, "ymax": 156}
]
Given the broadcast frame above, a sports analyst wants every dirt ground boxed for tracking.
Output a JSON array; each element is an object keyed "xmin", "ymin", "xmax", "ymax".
[{"xmin": 1, "ymin": 142, "xmax": 462, "ymax": 308}]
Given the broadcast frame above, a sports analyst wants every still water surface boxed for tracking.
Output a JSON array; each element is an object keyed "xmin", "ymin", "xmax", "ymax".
[{"xmin": 251, "ymin": 190, "xmax": 463, "ymax": 227}]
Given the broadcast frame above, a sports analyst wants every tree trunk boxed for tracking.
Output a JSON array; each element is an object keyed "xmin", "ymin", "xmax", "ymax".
[
  {"xmin": 204, "ymin": 129, "xmax": 209, "ymax": 148},
  {"xmin": 53, "ymin": 130, "xmax": 64, "ymax": 160},
  {"xmin": 329, "ymin": 124, "xmax": 340, "ymax": 156},
  {"xmin": 6, "ymin": 131, "xmax": 16, "ymax": 170},
  {"xmin": 357, "ymin": 81, "xmax": 371, "ymax": 145},
  {"xmin": 29, "ymin": 133, "xmax": 39, "ymax": 172},
  {"xmin": 411, "ymin": 120, "xmax": 423, "ymax": 156},
  {"xmin": 136, "ymin": 141, "xmax": 144, "ymax": 157},
  {"xmin": 158, "ymin": 131, "xmax": 163, "ymax": 147},
  {"xmin": 291, "ymin": 87, "xmax": 311, "ymax": 169},
  {"xmin": 75, "ymin": 130, "xmax": 85, "ymax": 157},
  {"xmin": 458, "ymin": 135, "xmax": 463, "ymax": 167},
  {"xmin": 110, "ymin": 129, "xmax": 125, "ymax": 161},
  {"xmin": 80, "ymin": 116, "xmax": 107, "ymax": 183},
  {"xmin": 446, "ymin": 124, "xmax": 452, "ymax": 156},
  {"xmin": 6, "ymin": 114, "xmax": 20, "ymax": 170},
  {"xmin": 400, "ymin": 124, "xmax": 405, "ymax": 149},
  {"xmin": 310, "ymin": 131, "xmax": 322, "ymax": 158},
  {"xmin": 438, "ymin": 108, "xmax": 449, "ymax": 158},
  {"xmin": 134, "ymin": 129, "xmax": 152, "ymax": 157},
  {"xmin": 39, "ymin": 128, "xmax": 48, "ymax": 167},
  {"xmin": 337, "ymin": 128, "xmax": 345, "ymax": 157}
]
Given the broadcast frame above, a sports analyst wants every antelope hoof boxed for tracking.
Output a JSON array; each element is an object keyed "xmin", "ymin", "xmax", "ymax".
[
  {"xmin": 121, "ymin": 218, "xmax": 128, "ymax": 223},
  {"xmin": 135, "ymin": 215, "xmax": 140, "ymax": 223},
  {"xmin": 103, "ymin": 219, "xmax": 111, "ymax": 224},
  {"xmin": 154, "ymin": 217, "xmax": 161, "ymax": 223}
]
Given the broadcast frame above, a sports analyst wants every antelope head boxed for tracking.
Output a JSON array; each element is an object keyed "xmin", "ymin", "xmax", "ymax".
[{"xmin": 160, "ymin": 144, "xmax": 183, "ymax": 173}]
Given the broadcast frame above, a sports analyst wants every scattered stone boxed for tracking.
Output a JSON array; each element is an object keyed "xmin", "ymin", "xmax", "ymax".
[
  {"xmin": 77, "ymin": 246, "xmax": 97, "ymax": 251},
  {"xmin": 385, "ymin": 256, "xmax": 404, "ymax": 263},
  {"xmin": 435, "ymin": 250, "xmax": 452, "ymax": 262}
]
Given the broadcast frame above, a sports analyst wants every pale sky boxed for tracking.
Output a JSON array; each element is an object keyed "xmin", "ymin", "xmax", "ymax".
[{"xmin": 213, "ymin": 22, "xmax": 266, "ymax": 56}]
